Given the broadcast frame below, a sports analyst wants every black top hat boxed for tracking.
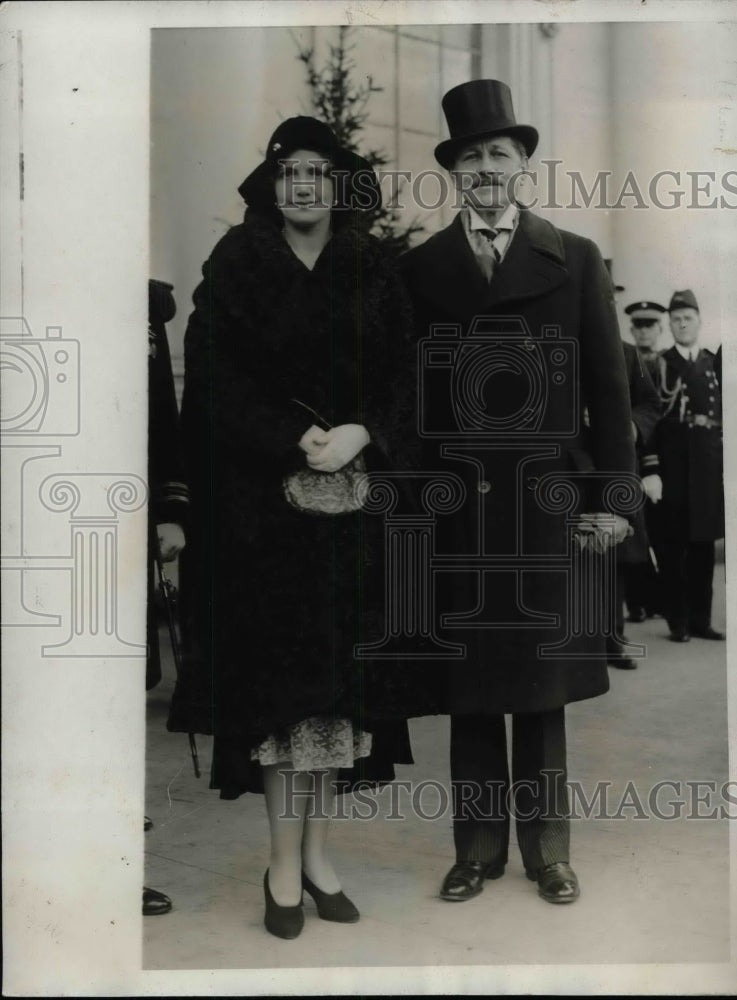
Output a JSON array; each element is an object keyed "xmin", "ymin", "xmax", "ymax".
[
  {"xmin": 624, "ymin": 300, "xmax": 667, "ymax": 317},
  {"xmin": 238, "ymin": 116, "xmax": 381, "ymax": 216},
  {"xmin": 668, "ymin": 289, "xmax": 699, "ymax": 312},
  {"xmin": 434, "ymin": 80, "xmax": 539, "ymax": 169}
]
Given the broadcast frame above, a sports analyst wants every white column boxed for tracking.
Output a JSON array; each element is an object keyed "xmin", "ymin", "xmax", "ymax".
[
  {"xmin": 610, "ymin": 22, "xmax": 730, "ymax": 350},
  {"xmin": 543, "ymin": 23, "xmax": 614, "ymax": 256}
]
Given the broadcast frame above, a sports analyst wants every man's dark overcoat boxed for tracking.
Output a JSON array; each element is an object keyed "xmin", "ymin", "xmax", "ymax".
[
  {"xmin": 167, "ymin": 212, "xmax": 429, "ymax": 797},
  {"xmin": 400, "ymin": 210, "xmax": 637, "ymax": 716},
  {"xmin": 649, "ymin": 346, "xmax": 724, "ymax": 542}
]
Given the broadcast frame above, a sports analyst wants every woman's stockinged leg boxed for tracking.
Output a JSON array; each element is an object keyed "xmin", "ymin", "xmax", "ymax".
[
  {"xmin": 262, "ymin": 764, "xmax": 311, "ymax": 906},
  {"xmin": 301, "ymin": 767, "xmax": 341, "ymax": 894}
]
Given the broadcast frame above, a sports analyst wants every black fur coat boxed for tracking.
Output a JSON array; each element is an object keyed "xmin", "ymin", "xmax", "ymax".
[{"xmin": 168, "ymin": 212, "xmax": 430, "ymax": 796}]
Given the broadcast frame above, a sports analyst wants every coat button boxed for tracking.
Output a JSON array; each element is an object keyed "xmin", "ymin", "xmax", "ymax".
[
  {"xmin": 526, "ymin": 476, "xmax": 540, "ymax": 491},
  {"xmin": 477, "ymin": 480, "xmax": 492, "ymax": 494}
]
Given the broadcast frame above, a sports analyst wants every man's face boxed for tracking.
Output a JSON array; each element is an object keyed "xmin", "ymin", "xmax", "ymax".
[
  {"xmin": 669, "ymin": 308, "xmax": 701, "ymax": 347},
  {"xmin": 630, "ymin": 319, "xmax": 661, "ymax": 352},
  {"xmin": 450, "ymin": 135, "xmax": 527, "ymax": 213}
]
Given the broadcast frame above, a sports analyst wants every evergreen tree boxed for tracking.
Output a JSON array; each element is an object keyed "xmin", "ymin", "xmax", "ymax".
[{"xmin": 297, "ymin": 26, "xmax": 424, "ymax": 252}]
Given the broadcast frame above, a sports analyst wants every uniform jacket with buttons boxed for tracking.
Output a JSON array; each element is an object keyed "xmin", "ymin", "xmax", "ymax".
[{"xmin": 649, "ymin": 345, "xmax": 724, "ymax": 541}]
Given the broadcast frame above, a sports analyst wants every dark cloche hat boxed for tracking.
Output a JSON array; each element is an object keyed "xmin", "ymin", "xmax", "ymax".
[
  {"xmin": 624, "ymin": 300, "xmax": 667, "ymax": 319},
  {"xmin": 238, "ymin": 115, "xmax": 381, "ymax": 212},
  {"xmin": 434, "ymin": 79, "xmax": 539, "ymax": 169},
  {"xmin": 668, "ymin": 289, "xmax": 699, "ymax": 312}
]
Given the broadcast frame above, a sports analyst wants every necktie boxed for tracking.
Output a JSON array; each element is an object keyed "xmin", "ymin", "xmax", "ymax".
[{"xmin": 478, "ymin": 228, "xmax": 501, "ymax": 281}]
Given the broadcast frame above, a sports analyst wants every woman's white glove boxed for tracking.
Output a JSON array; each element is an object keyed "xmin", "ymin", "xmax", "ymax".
[
  {"xmin": 305, "ymin": 424, "xmax": 370, "ymax": 472},
  {"xmin": 298, "ymin": 424, "xmax": 331, "ymax": 458}
]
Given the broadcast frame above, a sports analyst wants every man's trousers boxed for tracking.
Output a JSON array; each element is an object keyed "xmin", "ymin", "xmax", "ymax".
[
  {"xmin": 654, "ymin": 538, "xmax": 715, "ymax": 633},
  {"xmin": 451, "ymin": 708, "xmax": 570, "ymax": 874}
]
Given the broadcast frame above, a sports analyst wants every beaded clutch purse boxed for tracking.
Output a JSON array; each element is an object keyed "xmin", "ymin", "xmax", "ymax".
[
  {"xmin": 283, "ymin": 454, "xmax": 366, "ymax": 515},
  {"xmin": 283, "ymin": 398, "xmax": 367, "ymax": 515}
]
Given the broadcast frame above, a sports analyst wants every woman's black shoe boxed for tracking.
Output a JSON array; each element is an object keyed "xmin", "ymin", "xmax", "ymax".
[
  {"xmin": 301, "ymin": 871, "xmax": 360, "ymax": 923},
  {"xmin": 264, "ymin": 870, "xmax": 304, "ymax": 939}
]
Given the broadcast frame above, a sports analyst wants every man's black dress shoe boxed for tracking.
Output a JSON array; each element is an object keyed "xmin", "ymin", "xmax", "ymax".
[
  {"xmin": 669, "ymin": 627, "xmax": 691, "ymax": 643},
  {"xmin": 627, "ymin": 608, "xmax": 647, "ymax": 623},
  {"xmin": 690, "ymin": 626, "xmax": 725, "ymax": 640},
  {"xmin": 143, "ymin": 886, "xmax": 172, "ymax": 915},
  {"xmin": 526, "ymin": 862, "xmax": 580, "ymax": 904},
  {"xmin": 439, "ymin": 860, "xmax": 505, "ymax": 901}
]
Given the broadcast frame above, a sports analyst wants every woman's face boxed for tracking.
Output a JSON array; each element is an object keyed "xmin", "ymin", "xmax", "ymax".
[{"xmin": 274, "ymin": 148, "xmax": 335, "ymax": 230}]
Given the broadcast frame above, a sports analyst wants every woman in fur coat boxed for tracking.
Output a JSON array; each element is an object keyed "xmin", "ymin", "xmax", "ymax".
[{"xmin": 169, "ymin": 117, "xmax": 426, "ymax": 938}]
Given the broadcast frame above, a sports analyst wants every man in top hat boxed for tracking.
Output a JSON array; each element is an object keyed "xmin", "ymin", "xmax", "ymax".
[
  {"xmin": 620, "ymin": 300, "xmax": 667, "ymax": 623},
  {"xmin": 647, "ymin": 289, "xmax": 724, "ymax": 643},
  {"xmin": 400, "ymin": 80, "xmax": 636, "ymax": 905}
]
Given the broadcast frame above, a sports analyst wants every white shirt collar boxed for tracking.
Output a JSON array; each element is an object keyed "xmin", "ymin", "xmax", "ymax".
[
  {"xmin": 465, "ymin": 201, "xmax": 519, "ymax": 234},
  {"xmin": 674, "ymin": 343, "xmax": 698, "ymax": 361}
]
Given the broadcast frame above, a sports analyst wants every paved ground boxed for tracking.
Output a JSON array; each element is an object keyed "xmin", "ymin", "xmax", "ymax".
[{"xmin": 143, "ymin": 561, "xmax": 729, "ymax": 971}]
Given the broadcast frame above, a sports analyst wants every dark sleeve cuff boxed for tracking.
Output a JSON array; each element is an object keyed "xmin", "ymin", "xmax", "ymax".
[
  {"xmin": 154, "ymin": 481, "xmax": 190, "ymax": 527},
  {"xmin": 640, "ymin": 453, "xmax": 661, "ymax": 476}
]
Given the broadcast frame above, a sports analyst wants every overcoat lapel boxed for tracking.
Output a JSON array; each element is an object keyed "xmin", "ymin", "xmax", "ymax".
[
  {"xmin": 484, "ymin": 211, "xmax": 568, "ymax": 308},
  {"xmin": 419, "ymin": 214, "xmax": 488, "ymax": 318},
  {"xmin": 418, "ymin": 211, "xmax": 570, "ymax": 319}
]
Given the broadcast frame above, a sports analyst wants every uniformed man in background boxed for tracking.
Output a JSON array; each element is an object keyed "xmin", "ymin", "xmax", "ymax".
[
  {"xmin": 625, "ymin": 300, "xmax": 666, "ymax": 377},
  {"xmin": 144, "ymin": 279, "xmax": 189, "ymax": 915},
  {"xmin": 621, "ymin": 301, "xmax": 667, "ymax": 622},
  {"xmin": 648, "ymin": 289, "xmax": 724, "ymax": 643},
  {"xmin": 607, "ymin": 335, "xmax": 662, "ymax": 668}
]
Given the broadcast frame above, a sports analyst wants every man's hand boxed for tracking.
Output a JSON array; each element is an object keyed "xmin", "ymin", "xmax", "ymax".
[
  {"xmin": 298, "ymin": 424, "xmax": 330, "ymax": 458},
  {"xmin": 574, "ymin": 512, "xmax": 632, "ymax": 553},
  {"xmin": 157, "ymin": 523, "xmax": 186, "ymax": 562},
  {"xmin": 306, "ymin": 424, "xmax": 370, "ymax": 472},
  {"xmin": 641, "ymin": 474, "xmax": 662, "ymax": 504}
]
